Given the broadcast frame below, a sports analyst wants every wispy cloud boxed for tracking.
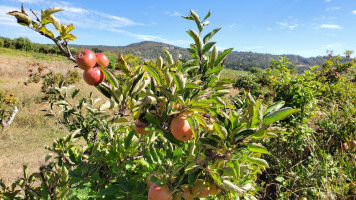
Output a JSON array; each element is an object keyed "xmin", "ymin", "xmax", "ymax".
[
  {"xmin": 242, "ymin": 46, "xmax": 265, "ymax": 51},
  {"xmin": 0, "ymin": 5, "xmax": 22, "ymax": 27},
  {"xmin": 326, "ymin": 7, "xmax": 341, "ymax": 11},
  {"xmin": 279, "ymin": 22, "xmax": 298, "ymax": 30},
  {"xmin": 320, "ymin": 24, "xmax": 343, "ymax": 29},
  {"xmin": 323, "ymin": 42, "xmax": 343, "ymax": 49},
  {"xmin": 266, "ymin": 28, "xmax": 273, "ymax": 31},
  {"xmin": 164, "ymin": 11, "xmax": 183, "ymax": 17},
  {"xmin": 352, "ymin": 10, "xmax": 356, "ymax": 15},
  {"xmin": 325, "ymin": 0, "xmax": 331, "ymax": 2}
]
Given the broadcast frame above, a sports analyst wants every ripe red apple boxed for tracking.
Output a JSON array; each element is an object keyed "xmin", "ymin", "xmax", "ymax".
[
  {"xmin": 96, "ymin": 53, "xmax": 110, "ymax": 68},
  {"xmin": 76, "ymin": 49, "xmax": 97, "ymax": 71},
  {"xmin": 83, "ymin": 67, "xmax": 105, "ymax": 86},
  {"xmin": 148, "ymin": 184, "xmax": 173, "ymax": 200}
]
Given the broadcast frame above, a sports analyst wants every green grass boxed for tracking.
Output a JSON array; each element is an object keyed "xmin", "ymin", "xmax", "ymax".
[
  {"xmin": 0, "ymin": 47, "xmax": 68, "ymax": 61},
  {"xmin": 221, "ymin": 68, "xmax": 251, "ymax": 81}
]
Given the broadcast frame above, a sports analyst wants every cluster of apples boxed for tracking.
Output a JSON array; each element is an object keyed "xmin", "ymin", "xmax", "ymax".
[
  {"xmin": 76, "ymin": 49, "xmax": 109, "ymax": 86},
  {"xmin": 147, "ymin": 177, "xmax": 221, "ymax": 200}
]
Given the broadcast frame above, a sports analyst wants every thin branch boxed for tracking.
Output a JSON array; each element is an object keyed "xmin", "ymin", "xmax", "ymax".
[{"xmin": 30, "ymin": 9, "xmax": 40, "ymax": 23}]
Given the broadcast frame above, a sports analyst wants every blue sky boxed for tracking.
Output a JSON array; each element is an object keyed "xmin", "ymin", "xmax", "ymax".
[{"xmin": 1, "ymin": 0, "xmax": 356, "ymax": 57}]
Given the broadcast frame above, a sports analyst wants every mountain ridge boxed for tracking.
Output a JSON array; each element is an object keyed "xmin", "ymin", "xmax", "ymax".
[{"xmin": 70, "ymin": 41, "xmax": 327, "ymax": 72}]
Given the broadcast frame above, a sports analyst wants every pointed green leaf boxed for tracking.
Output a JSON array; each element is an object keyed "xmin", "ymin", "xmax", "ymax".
[
  {"xmin": 100, "ymin": 67, "xmax": 119, "ymax": 88},
  {"xmin": 213, "ymin": 122, "xmax": 228, "ymax": 140},
  {"xmin": 202, "ymin": 42, "xmax": 216, "ymax": 56},
  {"xmin": 263, "ymin": 107, "xmax": 299, "ymax": 126},
  {"xmin": 247, "ymin": 143, "xmax": 270, "ymax": 154},
  {"xmin": 187, "ymin": 29, "xmax": 203, "ymax": 52},
  {"xmin": 203, "ymin": 28, "xmax": 221, "ymax": 45},
  {"xmin": 246, "ymin": 157, "xmax": 269, "ymax": 168},
  {"xmin": 163, "ymin": 49, "xmax": 174, "ymax": 65},
  {"xmin": 173, "ymin": 73, "xmax": 186, "ymax": 92},
  {"xmin": 264, "ymin": 101, "xmax": 285, "ymax": 116},
  {"xmin": 203, "ymin": 10, "xmax": 211, "ymax": 20},
  {"xmin": 117, "ymin": 53, "xmax": 131, "ymax": 77},
  {"xmin": 125, "ymin": 130, "xmax": 135, "ymax": 150},
  {"xmin": 7, "ymin": 11, "xmax": 32, "ymax": 26},
  {"xmin": 214, "ymin": 48, "xmax": 233, "ymax": 67},
  {"xmin": 41, "ymin": 7, "xmax": 64, "ymax": 19},
  {"xmin": 190, "ymin": 9, "xmax": 202, "ymax": 32},
  {"xmin": 144, "ymin": 62, "xmax": 163, "ymax": 86}
]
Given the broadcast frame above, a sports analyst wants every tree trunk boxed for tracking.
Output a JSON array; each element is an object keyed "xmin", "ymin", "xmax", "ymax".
[{"xmin": 1, "ymin": 106, "xmax": 18, "ymax": 130}]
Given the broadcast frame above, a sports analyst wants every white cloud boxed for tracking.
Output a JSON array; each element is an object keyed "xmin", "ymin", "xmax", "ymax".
[
  {"xmin": 266, "ymin": 28, "xmax": 273, "ymax": 31},
  {"xmin": 280, "ymin": 22, "xmax": 298, "ymax": 30},
  {"xmin": 326, "ymin": 7, "xmax": 341, "ymax": 11},
  {"xmin": 320, "ymin": 24, "xmax": 343, "ymax": 29},
  {"xmin": 326, "ymin": 0, "xmax": 331, "ymax": 2},
  {"xmin": 165, "ymin": 11, "xmax": 183, "ymax": 16},
  {"xmin": 0, "ymin": 5, "xmax": 22, "ymax": 27},
  {"xmin": 352, "ymin": 10, "xmax": 356, "ymax": 15}
]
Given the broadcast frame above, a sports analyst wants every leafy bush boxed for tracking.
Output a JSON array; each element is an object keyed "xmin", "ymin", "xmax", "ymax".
[{"xmin": 1, "ymin": 6, "xmax": 299, "ymax": 199}]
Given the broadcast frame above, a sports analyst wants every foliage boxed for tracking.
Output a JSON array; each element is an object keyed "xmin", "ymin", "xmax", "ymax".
[
  {"xmin": 24, "ymin": 60, "xmax": 80, "ymax": 100},
  {"xmin": 0, "ymin": 7, "xmax": 299, "ymax": 199}
]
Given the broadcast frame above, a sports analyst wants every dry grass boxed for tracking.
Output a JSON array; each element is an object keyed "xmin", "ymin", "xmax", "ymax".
[{"xmin": 0, "ymin": 54, "xmax": 102, "ymax": 185}]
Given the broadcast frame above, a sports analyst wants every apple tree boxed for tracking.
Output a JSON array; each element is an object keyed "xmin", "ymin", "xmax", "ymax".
[{"xmin": 1, "ymin": 5, "xmax": 298, "ymax": 199}]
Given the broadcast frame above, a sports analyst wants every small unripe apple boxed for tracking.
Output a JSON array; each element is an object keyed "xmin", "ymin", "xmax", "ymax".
[
  {"xmin": 83, "ymin": 67, "xmax": 105, "ymax": 86},
  {"xmin": 96, "ymin": 53, "xmax": 110, "ymax": 68},
  {"xmin": 76, "ymin": 49, "xmax": 97, "ymax": 71}
]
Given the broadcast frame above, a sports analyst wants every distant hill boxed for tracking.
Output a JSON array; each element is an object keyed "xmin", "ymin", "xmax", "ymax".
[{"xmin": 71, "ymin": 41, "xmax": 327, "ymax": 73}]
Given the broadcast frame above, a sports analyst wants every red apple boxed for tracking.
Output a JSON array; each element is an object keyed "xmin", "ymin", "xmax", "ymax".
[
  {"xmin": 96, "ymin": 53, "xmax": 110, "ymax": 68},
  {"xmin": 148, "ymin": 184, "xmax": 172, "ymax": 200},
  {"xmin": 83, "ymin": 67, "xmax": 105, "ymax": 86},
  {"xmin": 76, "ymin": 49, "xmax": 97, "ymax": 71}
]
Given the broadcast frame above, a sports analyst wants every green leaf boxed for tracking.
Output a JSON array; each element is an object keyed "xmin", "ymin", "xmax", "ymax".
[
  {"xmin": 246, "ymin": 157, "xmax": 269, "ymax": 168},
  {"xmin": 117, "ymin": 53, "xmax": 131, "ymax": 77},
  {"xmin": 99, "ymin": 100, "xmax": 117, "ymax": 111},
  {"xmin": 199, "ymin": 138, "xmax": 218, "ymax": 149},
  {"xmin": 71, "ymin": 88, "xmax": 80, "ymax": 99},
  {"xmin": 203, "ymin": 10, "xmax": 211, "ymax": 21},
  {"xmin": 190, "ymin": 9, "xmax": 202, "ymax": 32},
  {"xmin": 263, "ymin": 107, "xmax": 299, "ymax": 126},
  {"xmin": 247, "ymin": 143, "xmax": 270, "ymax": 154},
  {"xmin": 202, "ymin": 42, "xmax": 216, "ymax": 56},
  {"xmin": 100, "ymin": 67, "xmax": 119, "ymax": 88},
  {"xmin": 39, "ymin": 26, "xmax": 54, "ymax": 38},
  {"xmin": 41, "ymin": 7, "xmax": 64, "ymax": 19},
  {"xmin": 145, "ymin": 112, "xmax": 162, "ymax": 126},
  {"xmin": 49, "ymin": 14, "xmax": 60, "ymax": 30},
  {"xmin": 214, "ymin": 48, "xmax": 233, "ymax": 67},
  {"xmin": 163, "ymin": 49, "xmax": 174, "ymax": 65},
  {"xmin": 203, "ymin": 28, "xmax": 221, "ymax": 45},
  {"xmin": 220, "ymin": 180, "xmax": 245, "ymax": 193},
  {"xmin": 144, "ymin": 62, "xmax": 163, "ymax": 86},
  {"xmin": 185, "ymin": 83, "xmax": 200, "ymax": 89},
  {"xmin": 125, "ymin": 130, "xmax": 135, "ymax": 150},
  {"xmin": 263, "ymin": 101, "xmax": 285, "ymax": 116},
  {"xmin": 187, "ymin": 29, "xmax": 203, "ymax": 52},
  {"xmin": 173, "ymin": 73, "xmax": 186, "ymax": 92},
  {"xmin": 7, "ymin": 11, "xmax": 32, "ymax": 26},
  {"xmin": 212, "ymin": 122, "xmax": 228, "ymax": 140}
]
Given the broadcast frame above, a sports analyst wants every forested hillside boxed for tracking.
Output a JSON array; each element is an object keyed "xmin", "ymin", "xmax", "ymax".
[{"xmin": 0, "ymin": 37, "xmax": 344, "ymax": 72}]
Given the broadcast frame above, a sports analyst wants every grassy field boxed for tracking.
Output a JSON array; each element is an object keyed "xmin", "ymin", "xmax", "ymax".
[
  {"xmin": 0, "ymin": 51, "xmax": 103, "ymax": 185},
  {"xmin": 0, "ymin": 47, "xmax": 68, "ymax": 61}
]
